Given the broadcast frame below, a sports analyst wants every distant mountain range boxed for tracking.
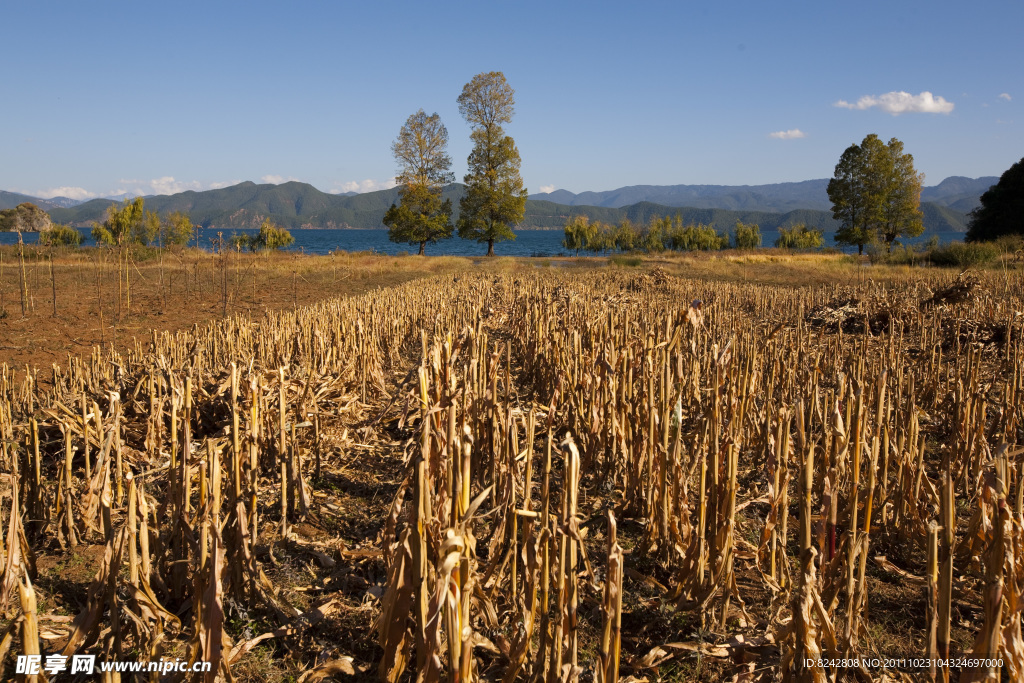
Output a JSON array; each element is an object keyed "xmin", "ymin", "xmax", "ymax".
[
  {"xmin": 0, "ymin": 191, "xmax": 67, "ymax": 212},
  {"xmin": 0, "ymin": 190, "xmax": 138, "ymax": 211},
  {"xmin": 920, "ymin": 176, "xmax": 998, "ymax": 213},
  {"xmin": 528, "ymin": 176, "xmax": 997, "ymax": 214},
  {"xmin": 1, "ymin": 175, "xmax": 995, "ymax": 235},
  {"xmin": 40, "ymin": 196, "xmax": 86, "ymax": 208}
]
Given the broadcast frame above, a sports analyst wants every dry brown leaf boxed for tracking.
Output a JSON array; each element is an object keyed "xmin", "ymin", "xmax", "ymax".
[{"xmin": 296, "ymin": 657, "xmax": 357, "ymax": 681}]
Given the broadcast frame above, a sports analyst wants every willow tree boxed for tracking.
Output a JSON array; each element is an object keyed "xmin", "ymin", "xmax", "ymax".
[
  {"xmin": 92, "ymin": 197, "xmax": 144, "ymax": 246},
  {"xmin": 383, "ymin": 110, "xmax": 455, "ymax": 255},
  {"xmin": 162, "ymin": 211, "xmax": 196, "ymax": 247},
  {"xmin": 91, "ymin": 196, "xmax": 145, "ymax": 319},
  {"xmin": 136, "ymin": 210, "xmax": 161, "ymax": 245},
  {"xmin": 456, "ymin": 72, "xmax": 527, "ymax": 256},
  {"xmin": 563, "ymin": 215, "xmax": 597, "ymax": 256}
]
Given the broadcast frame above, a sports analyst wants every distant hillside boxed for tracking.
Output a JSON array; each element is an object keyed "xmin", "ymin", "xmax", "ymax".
[
  {"xmin": 530, "ymin": 176, "xmax": 996, "ymax": 214},
  {"xmin": 531, "ymin": 179, "xmax": 834, "ymax": 212},
  {"xmin": 45, "ymin": 196, "xmax": 87, "ymax": 208},
  {"xmin": 49, "ymin": 181, "xmax": 401, "ymax": 230},
  {"xmin": 42, "ymin": 180, "xmax": 969, "ymax": 235},
  {"xmin": 2, "ymin": 191, "xmax": 112, "ymax": 212},
  {"xmin": 50, "ymin": 182, "xmax": 485, "ymax": 230},
  {"xmin": 920, "ymin": 202, "xmax": 970, "ymax": 232},
  {"xmin": 47, "ymin": 182, "xmax": 840, "ymax": 231},
  {"xmin": 920, "ymin": 176, "xmax": 998, "ymax": 213},
  {"xmin": 0, "ymin": 191, "xmax": 63, "ymax": 212}
]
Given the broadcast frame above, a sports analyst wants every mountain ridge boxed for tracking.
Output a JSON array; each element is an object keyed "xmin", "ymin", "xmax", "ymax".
[
  {"xmin": 0, "ymin": 191, "xmax": 65, "ymax": 212},
  {"xmin": 2, "ymin": 176, "xmax": 985, "ymax": 235},
  {"xmin": 529, "ymin": 176, "xmax": 997, "ymax": 213}
]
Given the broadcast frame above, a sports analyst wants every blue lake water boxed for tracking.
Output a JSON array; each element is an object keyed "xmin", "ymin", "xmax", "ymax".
[{"xmin": 0, "ymin": 228, "xmax": 966, "ymax": 257}]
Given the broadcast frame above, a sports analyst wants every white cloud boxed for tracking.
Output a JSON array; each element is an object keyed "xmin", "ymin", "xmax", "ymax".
[
  {"xmin": 150, "ymin": 176, "xmax": 203, "ymax": 195},
  {"xmin": 999, "ymin": 93, "xmax": 1012, "ymax": 102},
  {"xmin": 331, "ymin": 179, "xmax": 397, "ymax": 194},
  {"xmin": 208, "ymin": 180, "xmax": 242, "ymax": 190},
  {"xmin": 834, "ymin": 90, "xmax": 954, "ymax": 115},
  {"xmin": 538, "ymin": 184, "xmax": 557, "ymax": 193},
  {"xmin": 769, "ymin": 129, "xmax": 806, "ymax": 140},
  {"xmin": 34, "ymin": 186, "xmax": 96, "ymax": 200},
  {"xmin": 260, "ymin": 174, "xmax": 300, "ymax": 184},
  {"xmin": 116, "ymin": 177, "xmax": 204, "ymax": 196}
]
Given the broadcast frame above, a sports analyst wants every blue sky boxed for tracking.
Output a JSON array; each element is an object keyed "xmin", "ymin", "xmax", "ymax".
[{"xmin": 1, "ymin": 0, "xmax": 1020, "ymax": 200}]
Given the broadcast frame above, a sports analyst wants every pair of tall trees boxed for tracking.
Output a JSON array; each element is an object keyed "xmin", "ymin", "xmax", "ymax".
[
  {"xmin": 827, "ymin": 134, "xmax": 924, "ymax": 254},
  {"xmin": 383, "ymin": 72, "xmax": 527, "ymax": 256}
]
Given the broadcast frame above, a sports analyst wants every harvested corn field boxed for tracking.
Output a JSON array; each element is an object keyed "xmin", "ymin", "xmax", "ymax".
[{"xmin": 0, "ymin": 265, "xmax": 1022, "ymax": 682}]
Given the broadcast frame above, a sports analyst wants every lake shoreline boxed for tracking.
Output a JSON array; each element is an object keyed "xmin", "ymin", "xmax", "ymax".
[{"xmin": 0, "ymin": 227, "xmax": 967, "ymax": 257}]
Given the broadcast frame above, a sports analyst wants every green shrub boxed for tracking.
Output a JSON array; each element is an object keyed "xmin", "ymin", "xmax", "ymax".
[
  {"xmin": 992, "ymin": 234, "xmax": 1024, "ymax": 254},
  {"xmin": 229, "ymin": 233, "xmax": 251, "ymax": 251},
  {"xmin": 927, "ymin": 241, "xmax": 999, "ymax": 268},
  {"xmin": 91, "ymin": 222, "xmax": 115, "ymax": 246},
  {"xmin": 39, "ymin": 224, "xmax": 84, "ymax": 247},
  {"xmin": 127, "ymin": 244, "xmax": 164, "ymax": 262},
  {"xmin": 248, "ymin": 220, "xmax": 295, "ymax": 251},
  {"xmin": 732, "ymin": 221, "xmax": 761, "ymax": 249},
  {"xmin": 776, "ymin": 223, "xmax": 824, "ymax": 250},
  {"xmin": 866, "ymin": 236, "xmax": 937, "ymax": 265},
  {"xmin": 868, "ymin": 242, "xmax": 914, "ymax": 265},
  {"xmin": 162, "ymin": 212, "xmax": 196, "ymax": 247}
]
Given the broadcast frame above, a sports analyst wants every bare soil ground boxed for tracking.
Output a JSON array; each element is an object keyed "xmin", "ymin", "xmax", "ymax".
[{"xmin": 0, "ymin": 248, "xmax": 480, "ymax": 379}]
